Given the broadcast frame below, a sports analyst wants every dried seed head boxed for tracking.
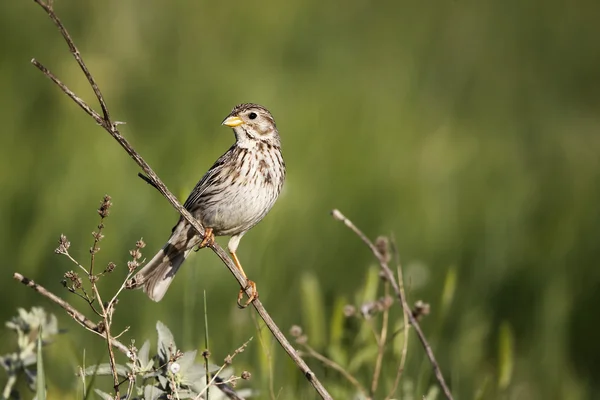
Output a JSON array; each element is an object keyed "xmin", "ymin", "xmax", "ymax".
[
  {"xmin": 375, "ymin": 236, "xmax": 390, "ymax": 263},
  {"xmin": 136, "ymin": 239, "xmax": 146, "ymax": 249},
  {"xmin": 412, "ymin": 300, "xmax": 431, "ymax": 320},
  {"xmin": 92, "ymin": 231, "xmax": 105, "ymax": 242},
  {"xmin": 343, "ymin": 305, "xmax": 356, "ymax": 317},
  {"xmin": 127, "ymin": 260, "xmax": 139, "ymax": 272},
  {"xmin": 106, "ymin": 262, "xmax": 116, "ymax": 273},
  {"xmin": 201, "ymin": 350, "xmax": 211, "ymax": 358},
  {"xmin": 289, "ymin": 325, "xmax": 303, "ymax": 337},
  {"xmin": 64, "ymin": 270, "xmax": 82, "ymax": 289},
  {"xmin": 241, "ymin": 371, "xmax": 251, "ymax": 380},
  {"xmin": 98, "ymin": 195, "xmax": 112, "ymax": 218},
  {"xmin": 296, "ymin": 335, "xmax": 308, "ymax": 345},
  {"xmin": 224, "ymin": 354, "xmax": 233, "ymax": 365},
  {"xmin": 382, "ymin": 295, "xmax": 394, "ymax": 309},
  {"xmin": 55, "ymin": 234, "xmax": 70, "ymax": 254}
]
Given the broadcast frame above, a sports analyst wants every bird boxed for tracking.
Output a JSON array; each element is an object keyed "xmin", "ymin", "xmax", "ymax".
[{"xmin": 127, "ymin": 103, "xmax": 286, "ymax": 307}]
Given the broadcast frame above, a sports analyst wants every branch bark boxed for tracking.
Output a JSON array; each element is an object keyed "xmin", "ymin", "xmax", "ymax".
[{"xmin": 29, "ymin": 1, "xmax": 331, "ymax": 398}]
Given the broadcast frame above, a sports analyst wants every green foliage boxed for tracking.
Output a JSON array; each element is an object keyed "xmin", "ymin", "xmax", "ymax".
[
  {"xmin": 36, "ymin": 328, "xmax": 46, "ymax": 400},
  {"xmin": 0, "ymin": 308, "xmax": 60, "ymax": 399},
  {"xmin": 81, "ymin": 321, "xmax": 247, "ymax": 400}
]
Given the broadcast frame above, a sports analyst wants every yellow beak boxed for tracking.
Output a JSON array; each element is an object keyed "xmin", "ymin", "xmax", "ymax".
[{"xmin": 222, "ymin": 116, "xmax": 244, "ymax": 127}]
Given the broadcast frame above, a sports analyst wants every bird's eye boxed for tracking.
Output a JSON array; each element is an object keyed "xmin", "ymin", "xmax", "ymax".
[{"xmin": 249, "ymin": 112, "xmax": 257, "ymax": 120}]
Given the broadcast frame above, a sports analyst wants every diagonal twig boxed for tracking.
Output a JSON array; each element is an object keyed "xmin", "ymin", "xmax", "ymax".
[
  {"xmin": 331, "ymin": 209, "xmax": 454, "ymax": 400},
  {"xmin": 29, "ymin": 1, "xmax": 332, "ymax": 398}
]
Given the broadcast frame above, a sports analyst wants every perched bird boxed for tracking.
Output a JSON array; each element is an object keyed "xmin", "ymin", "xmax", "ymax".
[{"xmin": 127, "ymin": 103, "xmax": 286, "ymax": 307}]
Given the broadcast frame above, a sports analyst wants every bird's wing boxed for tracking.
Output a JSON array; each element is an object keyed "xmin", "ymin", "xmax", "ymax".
[{"xmin": 182, "ymin": 144, "xmax": 236, "ymax": 212}]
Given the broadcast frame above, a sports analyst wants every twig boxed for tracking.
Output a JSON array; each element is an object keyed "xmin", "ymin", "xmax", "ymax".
[
  {"xmin": 385, "ymin": 239, "xmax": 411, "ymax": 400},
  {"xmin": 331, "ymin": 209, "xmax": 454, "ymax": 400},
  {"xmin": 194, "ymin": 338, "xmax": 253, "ymax": 400},
  {"xmin": 298, "ymin": 344, "xmax": 368, "ymax": 399},
  {"xmin": 90, "ymin": 279, "xmax": 120, "ymax": 398},
  {"xmin": 30, "ymin": 1, "xmax": 331, "ymax": 398},
  {"xmin": 370, "ymin": 282, "xmax": 389, "ymax": 397},
  {"xmin": 13, "ymin": 273, "xmax": 129, "ymax": 354}
]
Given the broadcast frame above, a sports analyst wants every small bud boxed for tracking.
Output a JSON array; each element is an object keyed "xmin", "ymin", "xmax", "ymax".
[
  {"xmin": 202, "ymin": 350, "xmax": 211, "ymax": 358},
  {"xmin": 55, "ymin": 234, "xmax": 70, "ymax": 254},
  {"xmin": 106, "ymin": 262, "xmax": 116, "ymax": 273},
  {"xmin": 241, "ymin": 371, "xmax": 251, "ymax": 380},
  {"xmin": 224, "ymin": 355, "xmax": 233, "ymax": 365},
  {"xmin": 127, "ymin": 260, "xmax": 139, "ymax": 272},
  {"xmin": 412, "ymin": 300, "xmax": 430, "ymax": 320},
  {"xmin": 289, "ymin": 325, "xmax": 303, "ymax": 338},
  {"xmin": 343, "ymin": 305, "xmax": 356, "ymax": 317},
  {"xmin": 97, "ymin": 195, "xmax": 112, "ymax": 218},
  {"xmin": 330, "ymin": 209, "xmax": 344, "ymax": 221},
  {"xmin": 296, "ymin": 335, "xmax": 308, "ymax": 345},
  {"xmin": 375, "ymin": 236, "xmax": 390, "ymax": 263},
  {"xmin": 64, "ymin": 270, "xmax": 82, "ymax": 289}
]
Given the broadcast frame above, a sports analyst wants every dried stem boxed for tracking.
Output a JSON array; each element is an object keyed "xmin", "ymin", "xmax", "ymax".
[
  {"xmin": 331, "ymin": 209, "xmax": 454, "ymax": 400},
  {"xmin": 298, "ymin": 344, "xmax": 368, "ymax": 399},
  {"xmin": 385, "ymin": 240, "xmax": 411, "ymax": 400},
  {"xmin": 29, "ymin": 1, "xmax": 331, "ymax": 398},
  {"xmin": 89, "ymin": 281, "xmax": 120, "ymax": 398},
  {"xmin": 370, "ymin": 282, "xmax": 390, "ymax": 397},
  {"xmin": 13, "ymin": 273, "xmax": 129, "ymax": 354}
]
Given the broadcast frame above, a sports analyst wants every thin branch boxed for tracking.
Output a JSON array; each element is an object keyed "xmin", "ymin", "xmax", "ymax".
[
  {"xmin": 370, "ymin": 282, "xmax": 389, "ymax": 397},
  {"xmin": 30, "ymin": 2, "xmax": 331, "ymax": 398},
  {"xmin": 385, "ymin": 239, "xmax": 411, "ymax": 400},
  {"xmin": 298, "ymin": 344, "xmax": 368, "ymax": 399},
  {"xmin": 331, "ymin": 209, "xmax": 454, "ymax": 400},
  {"xmin": 33, "ymin": 0, "xmax": 111, "ymax": 121},
  {"xmin": 13, "ymin": 273, "xmax": 129, "ymax": 355},
  {"xmin": 89, "ymin": 278, "xmax": 120, "ymax": 398}
]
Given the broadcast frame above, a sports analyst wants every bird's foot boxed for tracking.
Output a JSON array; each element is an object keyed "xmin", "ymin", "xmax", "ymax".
[
  {"xmin": 237, "ymin": 280, "xmax": 258, "ymax": 308},
  {"xmin": 195, "ymin": 228, "xmax": 214, "ymax": 251}
]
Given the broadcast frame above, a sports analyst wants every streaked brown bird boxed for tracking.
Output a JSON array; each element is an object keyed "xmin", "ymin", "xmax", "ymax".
[{"xmin": 127, "ymin": 103, "xmax": 286, "ymax": 307}]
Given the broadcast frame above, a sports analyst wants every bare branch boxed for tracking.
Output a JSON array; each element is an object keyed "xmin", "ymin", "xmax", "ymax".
[
  {"xmin": 331, "ymin": 209, "xmax": 454, "ymax": 400},
  {"xmin": 29, "ymin": 2, "xmax": 332, "ymax": 398},
  {"xmin": 13, "ymin": 272, "xmax": 129, "ymax": 355}
]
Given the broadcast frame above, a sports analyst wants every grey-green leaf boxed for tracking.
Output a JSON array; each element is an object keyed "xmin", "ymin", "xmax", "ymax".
[
  {"xmin": 156, "ymin": 321, "xmax": 176, "ymax": 362},
  {"xmin": 36, "ymin": 328, "xmax": 46, "ymax": 400}
]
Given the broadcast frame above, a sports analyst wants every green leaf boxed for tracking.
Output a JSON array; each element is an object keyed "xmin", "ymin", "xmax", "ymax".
[
  {"xmin": 36, "ymin": 327, "xmax": 46, "ymax": 400},
  {"xmin": 329, "ymin": 296, "xmax": 347, "ymax": 347},
  {"xmin": 300, "ymin": 272, "xmax": 327, "ymax": 348},
  {"xmin": 440, "ymin": 266, "xmax": 457, "ymax": 318},
  {"xmin": 347, "ymin": 344, "xmax": 378, "ymax": 373},
  {"xmin": 137, "ymin": 340, "xmax": 151, "ymax": 369},
  {"xmin": 144, "ymin": 385, "xmax": 166, "ymax": 400},
  {"xmin": 93, "ymin": 389, "xmax": 113, "ymax": 400},
  {"xmin": 156, "ymin": 321, "xmax": 176, "ymax": 363},
  {"xmin": 497, "ymin": 320, "xmax": 514, "ymax": 389},
  {"xmin": 82, "ymin": 363, "xmax": 130, "ymax": 377}
]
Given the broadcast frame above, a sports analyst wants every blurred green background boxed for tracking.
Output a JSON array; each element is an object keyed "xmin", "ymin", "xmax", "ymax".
[{"xmin": 1, "ymin": 0, "xmax": 600, "ymax": 399}]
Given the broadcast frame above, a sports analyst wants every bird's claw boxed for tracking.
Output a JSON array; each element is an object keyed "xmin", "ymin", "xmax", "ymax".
[
  {"xmin": 237, "ymin": 280, "xmax": 258, "ymax": 308},
  {"xmin": 195, "ymin": 228, "xmax": 214, "ymax": 252}
]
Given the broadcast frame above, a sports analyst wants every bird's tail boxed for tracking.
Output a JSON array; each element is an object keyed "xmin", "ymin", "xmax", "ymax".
[{"xmin": 127, "ymin": 221, "xmax": 199, "ymax": 302}]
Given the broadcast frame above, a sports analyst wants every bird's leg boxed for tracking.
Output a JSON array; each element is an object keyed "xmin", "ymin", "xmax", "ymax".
[
  {"xmin": 195, "ymin": 228, "xmax": 214, "ymax": 251},
  {"xmin": 230, "ymin": 252, "xmax": 257, "ymax": 308}
]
